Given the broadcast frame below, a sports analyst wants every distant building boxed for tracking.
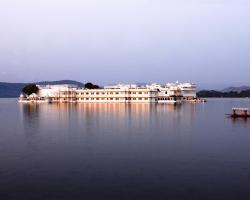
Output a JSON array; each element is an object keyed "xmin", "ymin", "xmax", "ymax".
[{"xmin": 19, "ymin": 82, "xmax": 199, "ymax": 104}]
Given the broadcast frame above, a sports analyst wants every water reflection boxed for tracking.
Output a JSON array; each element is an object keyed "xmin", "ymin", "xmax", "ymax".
[
  {"xmin": 19, "ymin": 102, "xmax": 250, "ymax": 143},
  {"xmin": 19, "ymin": 102, "xmax": 200, "ymax": 139},
  {"xmin": 230, "ymin": 117, "xmax": 249, "ymax": 126},
  {"xmin": 20, "ymin": 103, "xmax": 40, "ymax": 135}
]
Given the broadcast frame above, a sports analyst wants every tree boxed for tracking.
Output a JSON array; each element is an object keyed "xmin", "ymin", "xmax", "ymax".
[
  {"xmin": 84, "ymin": 82, "xmax": 100, "ymax": 89},
  {"xmin": 22, "ymin": 84, "xmax": 39, "ymax": 96}
]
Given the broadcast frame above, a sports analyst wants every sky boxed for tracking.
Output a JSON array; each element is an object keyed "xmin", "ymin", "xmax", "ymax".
[{"xmin": 0, "ymin": 0, "xmax": 249, "ymax": 89}]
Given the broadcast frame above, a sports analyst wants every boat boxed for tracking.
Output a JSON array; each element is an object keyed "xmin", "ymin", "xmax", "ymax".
[{"xmin": 227, "ymin": 108, "xmax": 250, "ymax": 118}]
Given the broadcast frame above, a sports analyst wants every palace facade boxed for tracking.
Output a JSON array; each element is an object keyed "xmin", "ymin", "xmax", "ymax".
[{"xmin": 19, "ymin": 82, "xmax": 200, "ymax": 104}]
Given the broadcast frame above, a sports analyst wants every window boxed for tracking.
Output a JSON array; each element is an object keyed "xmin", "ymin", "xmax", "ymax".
[
  {"xmin": 96, "ymin": 98, "xmax": 99, "ymax": 100},
  {"xmin": 91, "ymin": 93, "xmax": 94, "ymax": 95},
  {"xmin": 133, "ymin": 92, "xmax": 136, "ymax": 94},
  {"xmin": 139, "ymin": 92, "xmax": 142, "ymax": 94},
  {"xmin": 96, "ymin": 92, "xmax": 99, "ymax": 95},
  {"xmin": 116, "ymin": 98, "xmax": 119, "ymax": 100},
  {"xmin": 133, "ymin": 98, "xmax": 136, "ymax": 100},
  {"xmin": 144, "ymin": 92, "xmax": 148, "ymax": 94},
  {"xmin": 128, "ymin": 92, "xmax": 131, "ymax": 94},
  {"xmin": 86, "ymin": 98, "xmax": 89, "ymax": 100},
  {"xmin": 110, "ymin": 98, "xmax": 113, "ymax": 100},
  {"xmin": 86, "ymin": 92, "xmax": 89, "ymax": 95},
  {"xmin": 110, "ymin": 92, "xmax": 113, "ymax": 94},
  {"xmin": 102, "ymin": 92, "xmax": 105, "ymax": 95},
  {"xmin": 165, "ymin": 91, "xmax": 168, "ymax": 94},
  {"xmin": 138, "ymin": 98, "xmax": 142, "ymax": 100},
  {"xmin": 144, "ymin": 98, "xmax": 148, "ymax": 100},
  {"xmin": 115, "ymin": 92, "xmax": 119, "ymax": 94}
]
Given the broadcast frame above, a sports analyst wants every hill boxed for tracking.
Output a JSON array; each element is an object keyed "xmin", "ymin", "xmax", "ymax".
[
  {"xmin": 0, "ymin": 80, "xmax": 84, "ymax": 98},
  {"xmin": 198, "ymin": 85, "xmax": 250, "ymax": 98},
  {"xmin": 222, "ymin": 86, "xmax": 250, "ymax": 93}
]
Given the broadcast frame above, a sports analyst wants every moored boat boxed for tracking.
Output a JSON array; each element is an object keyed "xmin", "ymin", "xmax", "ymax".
[{"xmin": 227, "ymin": 108, "xmax": 250, "ymax": 118}]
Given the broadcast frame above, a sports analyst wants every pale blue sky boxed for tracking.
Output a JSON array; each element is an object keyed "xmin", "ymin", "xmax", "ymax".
[{"xmin": 0, "ymin": 0, "xmax": 249, "ymax": 89}]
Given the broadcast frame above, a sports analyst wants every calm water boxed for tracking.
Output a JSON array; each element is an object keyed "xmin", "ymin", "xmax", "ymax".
[{"xmin": 0, "ymin": 98, "xmax": 250, "ymax": 200}]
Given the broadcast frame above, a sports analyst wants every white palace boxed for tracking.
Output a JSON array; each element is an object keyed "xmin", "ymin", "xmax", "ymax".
[{"xmin": 19, "ymin": 82, "xmax": 203, "ymax": 104}]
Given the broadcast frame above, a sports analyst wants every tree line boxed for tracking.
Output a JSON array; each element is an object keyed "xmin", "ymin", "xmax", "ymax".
[
  {"xmin": 22, "ymin": 82, "xmax": 101, "ymax": 95},
  {"xmin": 197, "ymin": 90, "xmax": 250, "ymax": 98}
]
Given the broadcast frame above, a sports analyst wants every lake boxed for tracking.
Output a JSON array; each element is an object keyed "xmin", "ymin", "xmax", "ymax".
[{"xmin": 0, "ymin": 98, "xmax": 250, "ymax": 200}]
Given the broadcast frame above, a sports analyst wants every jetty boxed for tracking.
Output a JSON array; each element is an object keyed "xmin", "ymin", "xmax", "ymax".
[{"xmin": 228, "ymin": 108, "xmax": 250, "ymax": 118}]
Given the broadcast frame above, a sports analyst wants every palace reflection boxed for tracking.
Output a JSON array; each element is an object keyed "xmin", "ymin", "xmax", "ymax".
[
  {"xmin": 20, "ymin": 103, "xmax": 40, "ymax": 135},
  {"xmin": 20, "ymin": 102, "xmax": 198, "ymax": 138}
]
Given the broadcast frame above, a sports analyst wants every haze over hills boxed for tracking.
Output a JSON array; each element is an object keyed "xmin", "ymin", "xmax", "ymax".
[{"xmin": 0, "ymin": 80, "xmax": 84, "ymax": 98}]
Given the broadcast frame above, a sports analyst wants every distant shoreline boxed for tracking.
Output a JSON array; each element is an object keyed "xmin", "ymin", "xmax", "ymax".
[{"xmin": 197, "ymin": 90, "xmax": 250, "ymax": 98}]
